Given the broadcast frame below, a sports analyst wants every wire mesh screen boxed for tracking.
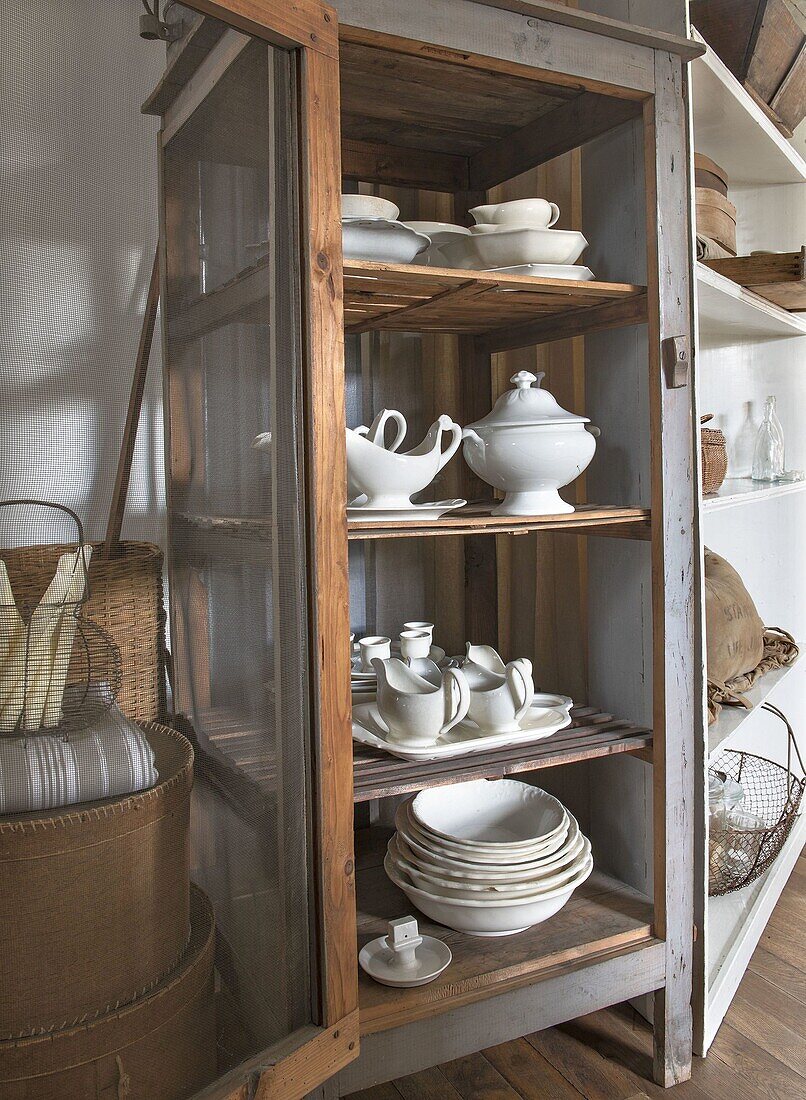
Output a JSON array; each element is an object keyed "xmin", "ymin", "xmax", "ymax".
[{"xmin": 162, "ymin": 32, "xmax": 315, "ymax": 1071}]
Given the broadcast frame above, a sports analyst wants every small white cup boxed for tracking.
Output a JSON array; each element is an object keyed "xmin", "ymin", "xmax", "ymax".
[
  {"xmin": 403, "ymin": 621, "xmax": 434, "ymax": 642},
  {"xmin": 359, "ymin": 635, "xmax": 391, "ymax": 672},
  {"xmin": 400, "ymin": 630, "xmax": 431, "ymax": 661}
]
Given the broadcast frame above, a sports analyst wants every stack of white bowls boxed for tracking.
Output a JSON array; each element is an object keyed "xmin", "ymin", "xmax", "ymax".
[{"xmin": 386, "ymin": 778, "xmax": 593, "ymax": 936}]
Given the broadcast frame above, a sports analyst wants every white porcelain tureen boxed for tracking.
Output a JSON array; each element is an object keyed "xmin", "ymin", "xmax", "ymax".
[{"xmin": 461, "ymin": 371, "xmax": 598, "ymax": 516}]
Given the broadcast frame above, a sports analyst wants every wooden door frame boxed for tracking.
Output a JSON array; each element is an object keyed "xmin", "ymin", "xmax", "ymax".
[{"xmin": 159, "ymin": 2, "xmax": 357, "ymax": 1097}]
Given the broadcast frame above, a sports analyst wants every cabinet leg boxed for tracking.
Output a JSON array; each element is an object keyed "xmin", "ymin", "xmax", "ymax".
[{"xmin": 653, "ymin": 981, "xmax": 693, "ymax": 1086}]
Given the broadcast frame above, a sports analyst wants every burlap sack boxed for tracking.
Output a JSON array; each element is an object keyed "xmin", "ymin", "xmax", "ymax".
[{"xmin": 705, "ymin": 549, "xmax": 765, "ymax": 684}]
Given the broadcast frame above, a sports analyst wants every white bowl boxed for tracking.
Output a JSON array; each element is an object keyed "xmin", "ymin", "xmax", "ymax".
[
  {"xmin": 397, "ymin": 801, "xmax": 569, "ymax": 865},
  {"xmin": 384, "ymin": 851, "xmax": 593, "ymax": 936},
  {"xmin": 400, "ymin": 221, "xmax": 470, "ymax": 245},
  {"xmin": 411, "ymin": 780, "xmax": 567, "ymax": 848},
  {"xmin": 389, "ymin": 836, "xmax": 591, "ymax": 900},
  {"xmin": 440, "ymin": 228, "xmax": 588, "ymax": 270},
  {"xmin": 342, "ymin": 220, "xmax": 430, "ymax": 264},
  {"xmin": 395, "ymin": 818, "xmax": 585, "ymax": 882},
  {"xmin": 341, "ymin": 194, "xmax": 399, "ymax": 220}
]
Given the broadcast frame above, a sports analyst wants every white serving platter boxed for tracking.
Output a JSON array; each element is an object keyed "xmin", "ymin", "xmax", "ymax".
[{"xmin": 352, "ymin": 701, "xmax": 572, "ymax": 761}]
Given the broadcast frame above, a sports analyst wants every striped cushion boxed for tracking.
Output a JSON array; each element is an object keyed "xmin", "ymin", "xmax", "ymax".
[{"xmin": 0, "ymin": 703, "xmax": 157, "ymax": 814}]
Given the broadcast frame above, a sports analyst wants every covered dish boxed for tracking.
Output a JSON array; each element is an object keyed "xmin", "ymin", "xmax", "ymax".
[{"xmin": 461, "ymin": 371, "xmax": 598, "ymax": 515}]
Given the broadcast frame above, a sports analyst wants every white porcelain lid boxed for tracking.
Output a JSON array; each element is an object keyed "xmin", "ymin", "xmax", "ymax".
[{"xmin": 468, "ymin": 371, "xmax": 589, "ymax": 429}]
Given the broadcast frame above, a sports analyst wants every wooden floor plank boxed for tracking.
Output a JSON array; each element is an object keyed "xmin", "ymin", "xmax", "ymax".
[
  {"xmin": 394, "ymin": 1067, "xmax": 463, "ymax": 1100},
  {"xmin": 483, "ymin": 1038, "xmax": 584, "ymax": 1099},
  {"xmin": 439, "ymin": 1053, "xmax": 521, "ymax": 1100},
  {"xmin": 348, "ymin": 1084, "xmax": 403, "ymax": 1100},
  {"xmin": 728, "ymin": 972, "xmax": 806, "ymax": 1077},
  {"xmin": 709, "ymin": 1022, "xmax": 806, "ymax": 1100},
  {"xmin": 525, "ymin": 1015, "xmax": 650, "ymax": 1100},
  {"xmin": 748, "ymin": 945, "xmax": 806, "ymax": 1007}
]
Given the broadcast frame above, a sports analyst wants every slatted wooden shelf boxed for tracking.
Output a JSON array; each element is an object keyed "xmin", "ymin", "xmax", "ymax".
[
  {"xmin": 348, "ymin": 502, "xmax": 651, "ymax": 540},
  {"xmin": 343, "ymin": 260, "xmax": 647, "ymax": 345},
  {"xmin": 353, "ymin": 705, "xmax": 652, "ymax": 802},
  {"xmin": 355, "ymin": 826, "xmax": 656, "ymax": 1035}
]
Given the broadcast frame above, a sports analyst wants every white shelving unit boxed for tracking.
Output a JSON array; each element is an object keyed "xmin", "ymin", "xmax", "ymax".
[
  {"xmin": 690, "ymin": 25, "xmax": 806, "ymax": 1058},
  {"xmin": 696, "ymin": 262, "xmax": 806, "ymax": 344},
  {"xmin": 702, "ymin": 476, "xmax": 806, "ymax": 513}
]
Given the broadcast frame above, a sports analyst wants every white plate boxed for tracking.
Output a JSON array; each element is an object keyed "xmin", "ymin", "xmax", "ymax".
[
  {"xmin": 384, "ymin": 851, "xmax": 593, "ymax": 936},
  {"xmin": 397, "ymin": 802, "xmax": 570, "ymax": 864},
  {"xmin": 489, "ymin": 263, "xmax": 595, "ymax": 281},
  {"xmin": 347, "ymin": 499, "xmax": 466, "ymax": 523},
  {"xmin": 352, "ymin": 703, "xmax": 571, "ymax": 761},
  {"xmin": 412, "ymin": 779, "xmax": 567, "ymax": 847},
  {"xmin": 390, "ymin": 836, "xmax": 592, "ymax": 900},
  {"xmin": 351, "ymin": 645, "xmax": 447, "ymax": 679},
  {"xmin": 359, "ymin": 932, "xmax": 451, "ymax": 987},
  {"xmin": 394, "ymin": 817, "xmax": 584, "ymax": 882}
]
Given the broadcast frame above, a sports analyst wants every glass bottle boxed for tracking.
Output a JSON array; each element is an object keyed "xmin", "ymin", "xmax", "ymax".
[
  {"xmin": 752, "ymin": 396, "xmax": 784, "ymax": 481},
  {"xmin": 768, "ymin": 395, "xmax": 785, "ymax": 471}
]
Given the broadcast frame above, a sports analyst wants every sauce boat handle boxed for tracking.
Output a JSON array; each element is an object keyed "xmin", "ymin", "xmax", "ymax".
[{"xmin": 436, "ymin": 418, "xmax": 463, "ymax": 472}]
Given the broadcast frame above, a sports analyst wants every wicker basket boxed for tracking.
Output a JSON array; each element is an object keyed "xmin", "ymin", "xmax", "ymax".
[
  {"xmin": 0, "ymin": 722, "xmax": 193, "ymax": 1038},
  {"xmin": 0, "ymin": 884, "xmax": 216, "ymax": 1100},
  {"xmin": 709, "ymin": 704, "xmax": 805, "ymax": 896},
  {"xmin": 2, "ymin": 541, "xmax": 167, "ymax": 722},
  {"xmin": 701, "ymin": 415, "xmax": 728, "ymax": 495}
]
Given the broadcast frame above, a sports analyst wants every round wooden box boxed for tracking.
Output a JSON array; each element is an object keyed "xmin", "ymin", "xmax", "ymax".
[
  {"xmin": 695, "ymin": 186, "xmax": 737, "ymax": 254},
  {"xmin": 0, "ymin": 722, "xmax": 193, "ymax": 1037},
  {"xmin": 0, "ymin": 885, "xmax": 216, "ymax": 1100}
]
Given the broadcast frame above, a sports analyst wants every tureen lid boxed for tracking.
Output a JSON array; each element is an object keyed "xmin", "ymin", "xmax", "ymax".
[{"xmin": 468, "ymin": 371, "xmax": 589, "ymax": 429}]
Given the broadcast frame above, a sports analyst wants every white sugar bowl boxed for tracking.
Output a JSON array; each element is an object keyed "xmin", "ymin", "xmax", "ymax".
[{"xmin": 461, "ymin": 371, "xmax": 598, "ymax": 516}]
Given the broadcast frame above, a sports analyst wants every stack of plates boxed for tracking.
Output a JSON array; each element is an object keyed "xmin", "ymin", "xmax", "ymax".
[{"xmin": 386, "ymin": 779, "xmax": 593, "ymax": 936}]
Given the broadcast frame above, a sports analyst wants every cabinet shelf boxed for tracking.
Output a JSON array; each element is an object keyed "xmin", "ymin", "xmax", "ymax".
[
  {"xmin": 355, "ymin": 826, "xmax": 655, "ymax": 1035},
  {"xmin": 343, "ymin": 260, "xmax": 646, "ymax": 347},
  {"xmin": 690, "ymin": 29, "xmax": 806, "ymax": 186},
  {"xmin": 702, "ymin": 477, "xmax": 806, "ymax": 512},
  {"xmin": 348, "ymin": 502, "xmax": 651, "ymax": 540},
  {"xmin": 708, "ymin": 658, "xmax": 800, "ymax": 758},
  {"xmin": 696, "ymin": 262, "xmax": 806, "ymax": 343},
  {"xmin": 353, "ymin": 705, "xmax": 651, "ymax": 802},
  {"xmin": 167, "ymin": 258, "xmax": 269, "ymax": 342}
]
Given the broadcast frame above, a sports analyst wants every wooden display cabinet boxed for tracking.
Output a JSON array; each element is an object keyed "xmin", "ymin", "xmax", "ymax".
[{"xmin": 146, "ymin": 2, "xmax": 704, "ymax": 1096}]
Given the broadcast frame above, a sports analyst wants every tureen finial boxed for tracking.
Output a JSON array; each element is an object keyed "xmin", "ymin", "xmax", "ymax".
[{"xmin": 510, "ymin": 371, "xmax": 544, "ymax": 390}]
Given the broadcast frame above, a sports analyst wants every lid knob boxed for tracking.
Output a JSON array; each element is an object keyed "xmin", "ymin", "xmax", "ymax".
[{"xmin": 510, "ymin": 371, "xmax": 545, "ymax": 390}]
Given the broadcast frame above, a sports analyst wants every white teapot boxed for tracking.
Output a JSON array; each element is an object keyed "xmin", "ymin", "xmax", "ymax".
[
  {"xmin": 346, "ymin": 414, "xmax": 462, "ymax": 509},
  {"xmin": 462, "ymin": 372, "xmax": 598, "ymax": 516}
]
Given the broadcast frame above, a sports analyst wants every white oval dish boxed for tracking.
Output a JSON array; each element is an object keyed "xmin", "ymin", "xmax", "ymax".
[
  {"xmin": 384, "ymin": 851, "xmax": 593, "ymax": 936},
  {"xmin": 411, "ymin": 779, "xmax": 566, "ymax": 848},
  {"xmin": 440, "ymin": 228, "xmax": 587, "ymax": 270},
  {"xmin": 342, "ymin": 194, "xmax": 399, "ymax": 220},
  {"xmin": 342, "ymin": 219, "xmax": 430, "ymax": 264},
  {"xmin": 490, "ymin": 264, "xmax": 595, "ymax": 281}
]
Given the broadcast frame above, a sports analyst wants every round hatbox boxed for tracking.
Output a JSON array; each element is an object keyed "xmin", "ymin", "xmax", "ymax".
[{"xmin": 0, "ymin": 722, "xmax": 193, "ymax": 1037}]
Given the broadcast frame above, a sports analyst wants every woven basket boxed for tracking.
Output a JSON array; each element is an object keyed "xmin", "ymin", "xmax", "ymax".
[
  {"xmin": 0, "ymin": 884, "xmax": 215, "ymax": 1100},
  {"xmin": 0, "ymin": 722, "xmax": 193, "ymax": 1038},
  {"xmin": 2, "ymin": 541, "xmax": 167, "ymax": 723},
  {"xmin": 701, "ymin": 415, "xmax": 728, "ymax": 495}
]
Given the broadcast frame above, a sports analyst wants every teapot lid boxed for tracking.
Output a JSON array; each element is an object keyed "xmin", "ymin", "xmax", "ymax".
[{"xmin": 468, "ymin": 372, "xmax": 589, "ymax": 429}]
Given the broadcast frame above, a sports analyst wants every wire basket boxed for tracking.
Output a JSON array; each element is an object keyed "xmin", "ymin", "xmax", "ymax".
[
  {"xmin": 0, "ymin": 501, "xmax": 122, "ymax": 738},
  {"xmin": 709, "ymin": 703, "xmax": 805, "ymax": 896}
]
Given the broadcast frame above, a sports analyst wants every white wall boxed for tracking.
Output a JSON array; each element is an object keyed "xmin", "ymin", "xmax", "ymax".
[{"xmin": 0, "ymin": 1, "xmax": 166, "ymax": 547}]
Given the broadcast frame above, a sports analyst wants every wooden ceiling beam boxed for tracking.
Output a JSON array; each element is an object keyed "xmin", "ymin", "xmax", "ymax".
[
  {"xmin": 468, "ymin": 91, "xmax": 644, "ymax": 191},
  {"xmin": 341, "ymin": 138, "xmax": 470, "ymax": 191}
]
